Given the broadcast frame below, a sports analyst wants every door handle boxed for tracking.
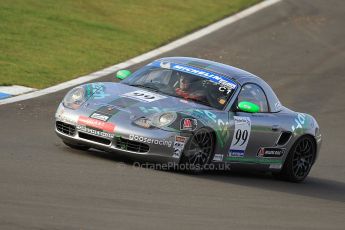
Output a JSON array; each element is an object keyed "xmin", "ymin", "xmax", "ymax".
[{"xmin": 272, "ymin": 125, "xmax": 281, "ymax": 131}]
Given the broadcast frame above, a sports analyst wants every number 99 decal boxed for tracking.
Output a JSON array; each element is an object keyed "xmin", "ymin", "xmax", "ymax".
[
  {"xmin": 122, "ymin": 90, "xmax": 167, "ymax": 103},
  {"xmin": 229, "ymin": 116, "xmax": 251, "ymax": 157},
  {"xmin": 234, "ymin": 129, "xmax": 249, "ymax": 146}
]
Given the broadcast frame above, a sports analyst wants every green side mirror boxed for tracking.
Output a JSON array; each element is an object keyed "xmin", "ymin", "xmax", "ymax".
[
  {"xmin": 238, "ymin": 101, "xmax": 260, "ymax": 113},
  {"xmin": 116, "ymin": 70, "xmax": 131, "ymax": 80}
]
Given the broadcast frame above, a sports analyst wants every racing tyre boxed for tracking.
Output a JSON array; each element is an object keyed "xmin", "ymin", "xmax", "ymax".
[
  {"xmin": 279, "ymin": 136, "xmax": 316, "ymax": 182},
  {"xmin": 63, "ymin": 140, "xmax": 90, "ymax": 151},
  {"xmin": 180, "ymin": 128, "xmax": 215, "ymax": 173}
]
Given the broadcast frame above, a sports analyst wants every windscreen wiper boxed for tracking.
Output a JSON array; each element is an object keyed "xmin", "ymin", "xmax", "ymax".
[
  {"xmin": 128, "ymin": 84, "xmax": 160, "ymax": 92},
  {"xmin": 186, "ymin": 97, "xmax": 211, "ymax": 107}
]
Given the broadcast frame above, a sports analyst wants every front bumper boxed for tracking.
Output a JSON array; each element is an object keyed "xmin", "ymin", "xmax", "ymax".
[{"xmin": 55, "ymin": 113, "xmax": 187, "ymax": 164}]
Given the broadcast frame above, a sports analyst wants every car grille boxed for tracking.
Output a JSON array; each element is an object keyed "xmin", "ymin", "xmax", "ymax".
[
  {"xmin": 79, "ymin": 132, "xmax": 111, "ymax": 145},
  {"xmin": 56, "ymin": 121, "xmax": 76, "ymax": 136},
  {"xmin": 115, "ymin": 137, "xmax": 149, "ymax": 153}
]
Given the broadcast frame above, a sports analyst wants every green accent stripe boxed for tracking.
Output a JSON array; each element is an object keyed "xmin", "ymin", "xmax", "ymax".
[
  {"xmin": 224, "ymin": 157, "xmax": 282, "ymax": 164},
  {"xmin": 86, "ymin": 84, "xmax": 91, "ymax": 97},
  {"xmin": 215, "ymin": 131, "xmax": 224, "ymax": 148}
]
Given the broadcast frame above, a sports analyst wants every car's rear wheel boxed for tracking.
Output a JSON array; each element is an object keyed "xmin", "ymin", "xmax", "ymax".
[
  {"xmin": 279, "ymin": 136, "xmax": 316, "ymax": 182},
  {"xmin": 63, "ymin": 140, "xmax": 90, "ymax": 151},
  {"xmin": 180, "ymin": 128, "xmax": 215, "ymax": 173}
]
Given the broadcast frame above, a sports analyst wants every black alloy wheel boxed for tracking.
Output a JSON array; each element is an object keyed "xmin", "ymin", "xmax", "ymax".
[
  {"xmin": 280, "ymin": 136, "xmax": 316, "ymax": 182},
  {"xmin": 180, "ymin": 128, "xmax": 215, "ymax": 172}
]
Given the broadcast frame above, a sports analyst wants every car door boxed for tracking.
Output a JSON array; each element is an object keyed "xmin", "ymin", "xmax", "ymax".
[{"xmin": 228, "ymin": 83, "xmax": 282, "ymax": 162}]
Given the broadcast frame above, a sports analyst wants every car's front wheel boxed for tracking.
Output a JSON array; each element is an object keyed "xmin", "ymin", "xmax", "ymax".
[
  {"xmin": 279, "ymin": 135, "xmax": 316, "ymax": 182},
  {"xmin": 63, "ymin": 140, "xmax": 90, "ymax": 151},
  {"xmin": 180, "ymin": 128, "xmax": 215, "ymax": 173}
]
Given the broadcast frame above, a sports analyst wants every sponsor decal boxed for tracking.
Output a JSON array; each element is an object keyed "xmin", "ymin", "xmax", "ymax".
[
  {"xmin": 175, "ymin": 136, "xmax": 187, "ymax": 143},
  {"xmin": 78, "ymin": 116, "xmax": 115, "ymax": 133},
  {"xmin": 212, "ymin": 154, "xmax": 224, "ymax": 162},
  {"xmin": 90, "ymin": 112, "xmax": 109, "ymax": 121},
  {"xmin": 228, "ymin": 116, "xmax": 251, "ymax": 157},
  {"xmin": 89, "ymin": 98, "xmax": 137, "ymax": 123},
  {"xmin": 269, "ymin": 164, "xmax": 282, "ymax": 169},
  {"xmin": 180, "ymin": 118, "xmax": 197, "ymax": 131},
  {"xmin": 218, "ymin": 98, "xmax": 226, "ymax": 105},
  {"xmin": 172, "ymin": 136, "xmax": 187, "ymax": 159},
  {"xmin": 257, "ymin": 147, "xmax": 285, "ymax": 158},
  {"xmin": 257, "ymin": 148, "xmax": 264, "ymax": 157},
  {"xmin": 151, "ymin": 62, "xmax": 237, "ymax": 90},
  {"xmin": 122, "ymin": 90, "xmax": 166, "ymax": 103},
  {"xmin": 129, "ymin": 134, "xmax": 172, "ymax": 147},
  {"xmin": 218, "ymin": 86, "xmax": 232, "ymax": 94},
  {"xmin": 56, "ymin": 109, "xmax": 78, "ymax": 124},
  {"xmin": 224, "ymin": 157, "xmax": 283, "ymax": 164},
  {"xmin": 86, "ymin": 83, "xmax": 110, "ymax": 99},
  {"xmin": 60, "ymin": 115, "xmax": 78, "ymax": 124},
  {"xmin": 160, "ymin": 62, "xmax": 171, "ymax": 69},
  {"xmin": 291, "ymin": 113, "xmax": 306, "ymax": 132},
  {"xmin": 229, "ymin": 150, "xmax": 244, "ymax": 157},
  {"xmin": 275, "ymin": 101, "xmax": 282, "ymax": 111},
  {"xmin": 77, "ymin": 125, "xmax": 114, "ymax": 139}
]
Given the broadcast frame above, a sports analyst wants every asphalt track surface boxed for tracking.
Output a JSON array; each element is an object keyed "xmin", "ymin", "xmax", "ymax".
[{"xmin": 1, "ymin": 0, "xmax": 344, "ymax": 229}]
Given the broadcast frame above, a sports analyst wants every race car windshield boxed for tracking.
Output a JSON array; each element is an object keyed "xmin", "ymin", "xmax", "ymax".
[{"xmin": 121, "ymin": 65, "xmax": 237, "ymax": 110}]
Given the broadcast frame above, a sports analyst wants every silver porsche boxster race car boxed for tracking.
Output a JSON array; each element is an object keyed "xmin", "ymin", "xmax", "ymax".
[{"xmin": 55, "ymin": 57, "xmax": 322, "ymax": 182}]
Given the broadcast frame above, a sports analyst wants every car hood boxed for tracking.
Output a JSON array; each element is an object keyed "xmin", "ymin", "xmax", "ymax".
[{"xmin": 80, "ymin": 82, "xmax": 215, "ymax": 121}]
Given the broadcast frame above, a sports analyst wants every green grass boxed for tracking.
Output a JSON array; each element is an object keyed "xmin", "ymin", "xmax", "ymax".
[{"xmin": 0, "ymin": 0, "xmax": 260, "ymax": 88}]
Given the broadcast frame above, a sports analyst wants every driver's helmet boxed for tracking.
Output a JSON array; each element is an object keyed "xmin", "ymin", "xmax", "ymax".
[{"xmin": 176, "ymin": 72, "xmax": 198, "ymax": 91}]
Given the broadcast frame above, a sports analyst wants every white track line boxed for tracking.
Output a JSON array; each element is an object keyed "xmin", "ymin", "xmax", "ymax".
[
  {"xmin": 0, "ymin": 0, "xmax": 281, "ymax": 105},
  {"xmin": 0, "ymin": 85, "xmax": 36, "ymax": 95}
]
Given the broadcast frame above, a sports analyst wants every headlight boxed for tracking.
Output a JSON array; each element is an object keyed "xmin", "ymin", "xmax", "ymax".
[
  {"xmin": 133, "ymin": 117, "xmax": 152, "ymax": 128},
  {"xmin": 134, "ymin": 112, "xmax": 177, "ymax": 128},
  {"xmin": 63, "ymin": 87, "xmax": 86, "ymax": 109},
  {"xmin": 157, "ymin": 113, "xmax": 176, "ymax": 126}
]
